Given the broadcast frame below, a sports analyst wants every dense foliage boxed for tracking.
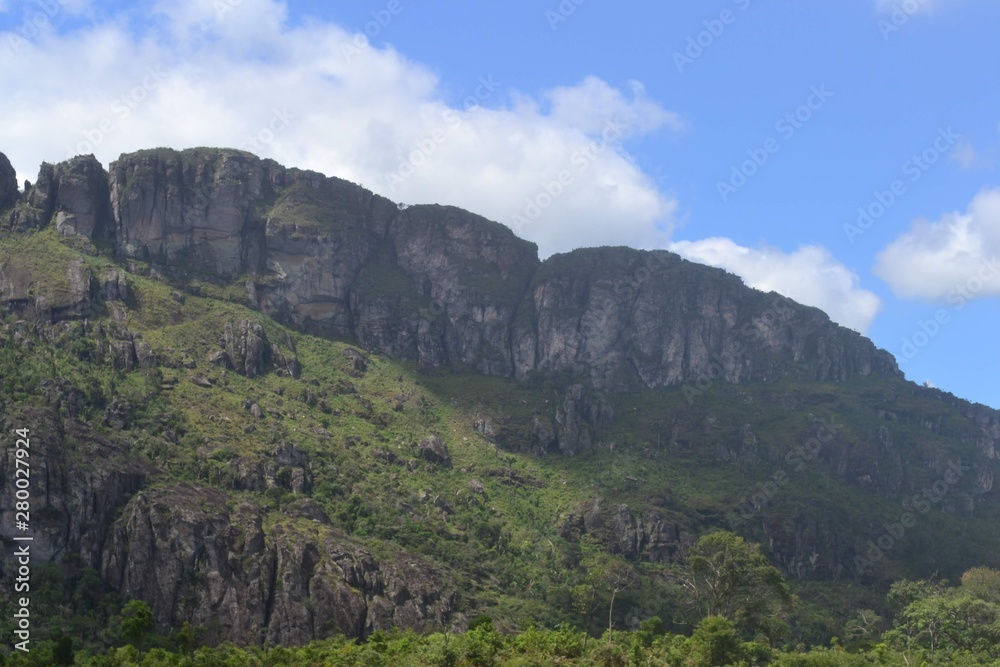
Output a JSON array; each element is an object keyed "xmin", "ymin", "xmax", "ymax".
[
  {"xmin": 7, "ymin": 570, "xmax": 1000, "ymax": 665},
  {"xmin": 1, "ymin": 227, "xmax": 999, "ymax": 664}
]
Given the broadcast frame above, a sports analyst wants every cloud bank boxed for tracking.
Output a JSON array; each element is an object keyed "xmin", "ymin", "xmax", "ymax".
[
  {"xmin": 0, "ymin": 0, "xmax": 678, "ymax": 258},
  {"xmin": 670, "ymin": 238, "xmax": 882, "ymax": 334},
  {"xmin": 875, "ymin": 187, "xmax": 1000, "ymax": 301}
]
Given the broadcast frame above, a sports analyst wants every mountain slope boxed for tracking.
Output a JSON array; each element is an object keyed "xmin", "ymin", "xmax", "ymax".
[{"xmin": 0, "ymin": 147, "xmax": 997, "ymax": 648}]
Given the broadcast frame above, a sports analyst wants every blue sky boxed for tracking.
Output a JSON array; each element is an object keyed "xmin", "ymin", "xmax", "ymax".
[{"xmin": 1, "ymin": 0, "xmax": 998, "ymax": 407}]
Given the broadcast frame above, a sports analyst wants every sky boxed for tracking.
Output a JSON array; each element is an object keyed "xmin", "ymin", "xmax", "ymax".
[{"xmin": 0, "ymin": 0, "xmax": 998, "ymax": 408}]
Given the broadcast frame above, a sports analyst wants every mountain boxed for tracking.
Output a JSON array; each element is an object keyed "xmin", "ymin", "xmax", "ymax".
[{"xmin": 0, "ymin": 147, "xmax": 997, "ymax": 648}]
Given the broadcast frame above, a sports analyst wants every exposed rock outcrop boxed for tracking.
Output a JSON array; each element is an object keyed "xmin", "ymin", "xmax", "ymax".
[
  {"xmin": 0, "ymin": 254, "xmax": 96, "ymax": 322},
  {"xmin": 0, "ymin": 407, "xmax": 154, "ymax": 567},
  {"xmin": 224, "ymin": 319, "xmax": 269, "ymax": 378},
  {"xmin": 418, "ymin": 435, "xmax": 452, "ymax": 467},
  {"xmin": 101, "ymin": 483, "xmax": 455, "ymax": 645},
  {"xmin": 511, "ymin": 247, "xmax": 898, "ymax": 391},
  {"xmin": 6, "ymin": 147, "xmax": 898, "ymax": 396},
  {"xmin": 52, "ymin": 154, "xmax": 113, "ymax": 239},
  {"xmin": 559, "ymin": 498, "xmax": 686, "ymax": 564},
  {"xmin": 109, "ymin": 149, "xmax": 273, "ymax": 279}
]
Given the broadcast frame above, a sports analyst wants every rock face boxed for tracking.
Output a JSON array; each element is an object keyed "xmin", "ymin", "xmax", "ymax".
[
  {"xmin": 0, "ymin": 151, "xmax": 16, "ymax": 212},
  {"xmin": 554, "ymin": 384, "xmax": 614, "ymax": 456},
  {"xmin": 560, "ymin": 498, "xmax": 687, "ymax": 564},
  {"xmin": 0, "ymin": 406, "xmax": 154, "ymax": 568},
  {"xmin": 52, "ymin": 155, "xmax": 113, "ymax": 239},
  {"xmin": 109, "ymin": 149, "xmax": 273, "ymax": 278},
  {"xmin": 418, "ymin": 435, "xmax": 452, "ymax": 467},
  {"xmin": 101, "ymin": 483, "xmax": 455, "ymax": 646},
  {"xmin": 5, "ymin": 155, "xmax": 112, "ymax": 235},
  {"xmin": 0, "ymin": 396, "xmax": 456, "ymax": 647},
  {"xmin": 511, "ymin": 247, "xmax": 898, "ymax": 391},
  {"xmin": 224, "ymin": 319, "xmax": 269, "ymax": 378},
  {"xmin": 9, "ymin": 147, "xmax": 898, "ymax": 396}
]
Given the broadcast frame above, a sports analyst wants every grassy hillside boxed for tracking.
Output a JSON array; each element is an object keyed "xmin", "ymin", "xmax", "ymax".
[{"xmin": 0, "ymin": 227, "xmax": 998, "ymax": 660}]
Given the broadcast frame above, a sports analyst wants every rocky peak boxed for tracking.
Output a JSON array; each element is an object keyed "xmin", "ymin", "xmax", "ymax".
[{"xmin": 52, "ymin": 155, "xmax": 113, "ymax": 239}]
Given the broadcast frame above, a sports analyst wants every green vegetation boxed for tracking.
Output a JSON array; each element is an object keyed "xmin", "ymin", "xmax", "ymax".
[
  {"xmin": 7, "ymin": 571, "xmax": 1000, "ymax": 664},
  {"xmin": 1, "ymin": 226, "xmax": 999, "ymax": 665}
]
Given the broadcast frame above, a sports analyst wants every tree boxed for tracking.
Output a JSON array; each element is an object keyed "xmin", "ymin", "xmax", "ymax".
[
  {"xmin": 686, "ymin": 616, "xmax": 744, "ymax": 667},
  {"xmin": 53, "ymin": 636, "xmax": 74, "ymax": 666},
  {"xmin": 681, "ymin": 531, "xmax": 792, "ymax": 639},
  {"xmin": 960, "ymin": 566, "xmax": 1000, "ymax": 604},
  {"xmin": 120, "ymin": 599, "xmax": 155, "ymax": 651},
  {"xmin": 571, "ymin": 583, "xmax": 598, "ymax": 645},
  {"xmin": 843, "ymin": 609, "xmax": 885, "ymax": 643},
  {"xmin": 605, "ymin": 564, "xmax": 635, "ymax": 644},
  {"xmin": 885, "ymin": 572, "xmax": 1000, "ymax": 657},
  {"xmin": 176, "ymin": 620, "xmax": 199, "ymax": 657}
]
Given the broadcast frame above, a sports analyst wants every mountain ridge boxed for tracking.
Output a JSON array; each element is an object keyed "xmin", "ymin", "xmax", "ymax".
[
  {"xmin": 1, "ymin": 146, "xmax": 998, "ymax": 649},
  {"xmin": 2, "ymin": 147, "xmax": 900, "ymax": 399}
]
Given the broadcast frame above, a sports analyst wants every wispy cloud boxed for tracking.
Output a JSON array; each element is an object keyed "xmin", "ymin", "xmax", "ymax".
[
  {"xmin": 950, "ymin": 139, "xmax": 994, "ymax": 170},
  {"xmin": 669, "ymin": 238, "xmax": 882, "ymax": 334}
]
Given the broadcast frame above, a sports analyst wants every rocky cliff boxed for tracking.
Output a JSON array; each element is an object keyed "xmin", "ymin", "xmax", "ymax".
[
  {"xmin": 2, "ymin": 147, "xmax": 899, "ymax": 394},
  {"xmin": 6, "ymin": 146, "xmax": 986, "ymax": 649}
]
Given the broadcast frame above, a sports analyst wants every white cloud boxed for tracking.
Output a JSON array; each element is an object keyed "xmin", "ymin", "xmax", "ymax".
[
  {"xmin": 669, "ymin": 238, "xmax": 882, "ymax": 334},
  {"xmin": 874, "ymin": 187, "xmax": 1000, "ymax": 300},
  {"xmin": 544, "ymin": 77, "xmax": 683, "ymax": 137},
  {"xmin": 950, "ymin": 139, "xmax": 994, "ymax": 170},
  {"xmin": 0, "ymin": 0, "xmax": 679, "ymax": 259}
]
